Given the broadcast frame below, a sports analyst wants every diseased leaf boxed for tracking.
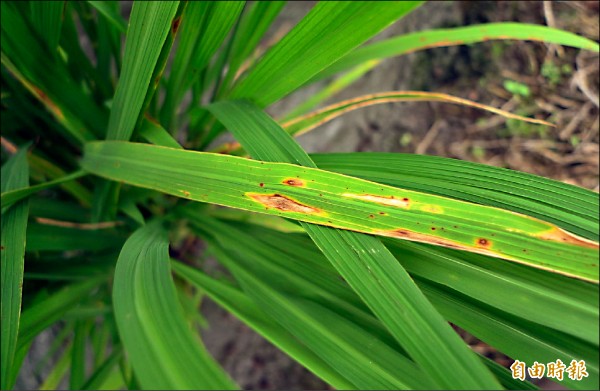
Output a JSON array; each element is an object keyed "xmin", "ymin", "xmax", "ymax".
[
  {"xmin": 207, "ymin": 99, "xmax": 502, "ymax": 388},
  {"xmin": 318, "ymin": 22, "xmax": 600, "ymax": 81},
  {"xmin": 82, "ymin": 140, "xmax": 599, "ymax": 282},
  {"xmin": 311, "ymin": 153, "xmax": 599, "ymax": 241},
  {"xmin": 281, "ymin": 91, "xmax": 552, "ymax": 137}
]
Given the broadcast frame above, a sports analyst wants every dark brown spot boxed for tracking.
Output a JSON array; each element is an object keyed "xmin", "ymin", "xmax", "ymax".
[
  {"xmin": 171, "ymin": 16, "xmax": 181, "ymax": 34},
  {"xmin": 369, "ymin": 214, "xmax": 374, "ymax": 218},
  {"xmin": 282, "ymin": 178, "xmax": 305, "ymax": 187},
  {"xmin": 0, "ymin": 246, "xmax": 4, "ymax": 250},
  {"xmin": 32, "ymin": 86, "xmax": 63, "ymax": 119},
  {"xmin": 259, "ymin": 183, "xmax": 264, "ymax": 187},
  {"xmin": 431, "ymin": 227, "xmax": 436, "ymax": 231},
  {"xmin": 402, "ymin": 197, "xmax": 409, "ymax": 202},
  {"xmin": 478, "ymin": 238, "xmax": 490, "ymax": 247},
  {"xmin": 378, "ymin": 212, "xmax": 386, "ymax": 215},
  {"xmin": 247, "ymin": 193, "xmax": 322, "ymax": 214}
]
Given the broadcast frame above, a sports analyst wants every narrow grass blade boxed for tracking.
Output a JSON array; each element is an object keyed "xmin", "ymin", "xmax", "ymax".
[
  {"xmin": 282, "ymin": 91, "xmax": 552, "ymax": 137},
  {"xmin": 206, "ymin": 99, "xmax": 501, "ymax": 388},
  {"xmin": 1, "ymin": 2, "xmax": 108, "ymax": 139},
  {"xmin": 319, "ymin": 22, "xmax": 600, "ymax": 81},
  {"xmin": 26, "ymin": 223, "xmax": 124, "ymax": 252},
  {"xmin": 88, "ymin": 1, "xmax": 127, "ymax": 33},
  {"xmin": 386, "ymin": 240, "xmax": 599, "ymax": 344},
  {"xmin": 421, "ymin": 281, "xmax": 599, "ymax": 390},
  {"xmin": 70, "ymin": 319, "xmax": 89, "ymax": 390},
  {"xmin": 172, "ymin": 261, "xmax": 357, "ymax": 390},
  {"xmin": 18, "ymin": 278, "xmax": 102, "ymax": 348},
  {"xmin": 281, "ymin": 60, "xmax": 381, "ymax": 120},
  {"xmin": 26, "ymin": 151, "xmax": 92, "ymax": 207},
  {"xmin": 228, "ymin": 1, "xmax": 423, "ymax": 107},
  {"xmin": 82, "ymin": 141, "xmax": 599, "ymax": 282},
  {"xmin": 1, "ymin": 170, "xmax": 86, "ymax": 210},
  {"xmin": 106, "ymin": 1, "xmax": 179, "ymax": 141},
  {"xmin": 204, "ymin": 215, "xmax": 595, "ymax": 389},
  {"xmin": 205, "ymin": 247, "xmax": 432, "ymax": 390},
  {"xmin": 161, "ymin": 1, "xmax": 244, "ymax": 130},
  {"xmin": 215, "ymin": 1, "xmax": 286, "ymax": 98},
  {"xmin": 312, "ymin": 153, "xmax": 599, "ymax": 240},
  {"xmin": 138, "ymin": 117, "xmax": 183, "ymax": 149},
  {"xmin": 482, "ymin": 357, "xmax": 538, "ymax": 390},
  {"xmin": 30, "ymin": 1, "xmax": 65, "ymax": 55},
  {"xmin": 112, "ymin": 223, "xmax": 236, "ymax": 390},
  {"xmin": 39, "ymin": 342, "xmax": 73, "ymax": 391},
  {"xmin": 220, "ymin": 89, "xmax": 555, "ymax": 154},
  {"xmin": 0, "ymin": 147, "xmax": 29, "ymax": 390},
  {"xmin": 81, "ymin": 346, "xmax": 123, "ymax": 390}
]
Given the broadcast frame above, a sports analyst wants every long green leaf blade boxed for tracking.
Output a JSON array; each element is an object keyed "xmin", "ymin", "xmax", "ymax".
[
  {"xmin": 228, "ymin": 1, "xmax": 423, "ymax": 107},
  {"xmin": 106, "ymin": 1, "xmax": 179, "ymax": 140},
  {"xmin": 282, "ymin": 90, "xmax": 552, "ymax": 137},
  {"xmin": 1, "ymin": 147, "xmax": 29, "ymax": 390},
  {"xmin": 1, "ymin": 170, "xmax": 86, "ymax": 210},
  {"xmin": 311, "ymin": 153, "xmax": 599, "ymax": 240},
  {"xmin": 206, "ymin": 100, "xmax": 501, "ymax": 388},
  {"xmin": 81, "ymin": 141, "xmax": 599, "ymax": 282},
  {"xmin": 318, "ymin": 22, "xmax": 600, "ymax": 81},
  {"xmin": 88, "ymin": 1, "xmax": 127, "ymax": 33},
  {"xmin": 172, "ymin": 261, "xmax": 358, "ymax": 390},
  {"xmin": 30, "ymin": 1, "xmax": 65, "ymax": 55},
  {"xmin": 216, "ymin": 1, "xmax": 286, "ymax": 98},
  {"xmin": 112, "ymin": 223, "xmax": 236, "ymax": 390}
]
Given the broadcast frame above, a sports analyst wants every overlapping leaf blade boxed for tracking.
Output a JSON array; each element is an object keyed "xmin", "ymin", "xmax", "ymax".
[
  {"xmin": 207, "ymin": 99, "xmax": 501, "ymax": 388},
  {"xmin": 81, "ymin": 140, "xmax": 599, "ymax": 282},
  {"xmin": 311, "ymin": 153, "xmax": 599, "ymax": 240},
  {"xmin": 171, "ymin": 260, "xmax": 358, "ymax": 390},
  {"xmin": 228, "ymin": 1, "xmax": 423, "ymax": 107},
  {"xmin": 1, "ymin": 147, "xmax": 30, "ymax": 390},
  {"xmin": 317, "ymin": 22, "xmax": 600, "ymax": 81},
  {"xmin": 161, "ymin": 1, "xmax": 244, "ymax": 130},
  {"xmin": 30, "ymin": 1, "xmax": 64, "ymax": 55},
  {"xmin": 106, "ymin": 1, "xmax": 179, "ymax": 141},
  {"xmin": 112, "ymin": 223, "xmax": 236, "ymax": 390}
]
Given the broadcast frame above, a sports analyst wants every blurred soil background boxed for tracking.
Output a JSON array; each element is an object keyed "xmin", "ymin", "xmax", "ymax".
[{"xmin": 16, "ymin": 1, "xmax": 598, "ymax": 390}]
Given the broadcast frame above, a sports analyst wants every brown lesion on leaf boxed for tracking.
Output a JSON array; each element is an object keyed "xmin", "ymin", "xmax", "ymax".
[
  {"xmin": 247, "ymin": 193, "xmax": 324, "ymax": 215},
  {"xmin": 477, "ymin": 238, "xmax": 492, "ymax": 248},
  {"xmin": 171, "ymin": 16, "xmax": 181, "ymax": 34},
  {"xmin": 181, "ymin": 190, "xmax": 191, "ymax": 198},
  {"xmin": 31, "ymin": 86, "xmax": 64, "ymax": 120},
  {"xmin": 282, "ymin": 178, "xmax": 305, "ymax": 187},
  {"xmin": 375, "ymin": 228, "xmax": 508, "ymax": 259},
  {"xmin": 342, "ymin": 193, "xmax": 410, "ymax": 208},
  {"xmin": 537, "ymin": 226, "xmax": 599, "ymax": 249}
]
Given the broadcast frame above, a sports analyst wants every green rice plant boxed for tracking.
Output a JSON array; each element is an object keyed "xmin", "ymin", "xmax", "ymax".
[{"xmin": 1, "ymin": 1, "xmax": 598, "ymax": 389}]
